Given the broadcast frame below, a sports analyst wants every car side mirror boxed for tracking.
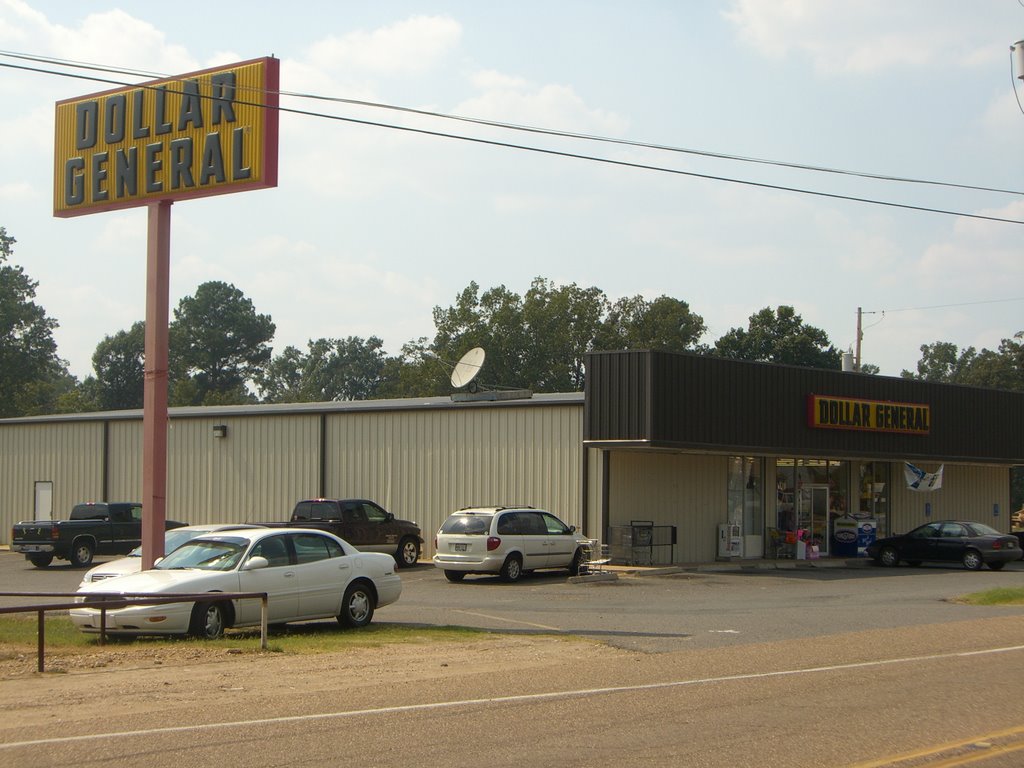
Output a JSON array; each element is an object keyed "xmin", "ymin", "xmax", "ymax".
[
  {"xmin": 153, "ymin": 556, "xmax": 164, "ymax": 566},
  {"xmin": 385, "ymin": 512, "xmax": 394, "ymax": 521},
  {"xmin": 569, "ymin": 525, "xmax": 577, "ymax": 533},
  {"xmin": 241, "ymin": 556, "xmax": 269, "ymax": 571}
]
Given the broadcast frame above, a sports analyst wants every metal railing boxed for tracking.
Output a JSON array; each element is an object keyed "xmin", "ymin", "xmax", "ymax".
[{"xmin": 0, "ymin": 591, "xmax": 269, "ymax": 673}]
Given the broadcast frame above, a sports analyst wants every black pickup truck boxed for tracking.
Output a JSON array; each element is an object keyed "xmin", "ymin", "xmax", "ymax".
[
  {"xmin": 11, "ymin": 502, "xmax": 187, "ymax": 568},
  {"xmin": 285, "ymin": 498, "xmax": 423, "ymax": 567}
]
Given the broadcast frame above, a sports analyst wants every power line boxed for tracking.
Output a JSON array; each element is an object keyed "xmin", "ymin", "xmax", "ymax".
[
  {"xmin": 863, "ymin": 296, "xmax": 1024, "ymax": 315},
  {"xmin": 5, "ymin": 48, "xmax": 1020, "ymax": 199},
  {"xmin": 3, "ymin": 54, "xmax": 1024, "ymax": 226}
]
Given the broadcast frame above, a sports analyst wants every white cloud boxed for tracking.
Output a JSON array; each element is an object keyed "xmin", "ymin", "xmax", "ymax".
[
  {"xmin": 307, "ymin": 16, "xmax": 461, "ymax": 76},
  {"xmin": 456, "ymin": 73, "xmax": 629, "ymax": 135},
  {"xmin": 723, "ymin": 0, "xmax": 1004, "ymax": 74}
]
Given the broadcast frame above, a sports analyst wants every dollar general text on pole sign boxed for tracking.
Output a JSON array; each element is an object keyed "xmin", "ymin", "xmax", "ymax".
[{"xmin": 53, "ymin": 56, "xmax": 279, "ymax": 217}]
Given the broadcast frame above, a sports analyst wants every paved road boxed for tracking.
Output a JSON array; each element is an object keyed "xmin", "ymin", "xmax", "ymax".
[
  {"xmin": 3, "ymin": 551, "xmax": 1024, "ymax": 767},
  {"xmin": 3, "ymin": 550, "xmax": 1024, "ymax": 653}
]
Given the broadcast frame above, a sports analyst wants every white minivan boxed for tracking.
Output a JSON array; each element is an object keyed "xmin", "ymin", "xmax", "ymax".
[{"xmin": 433, "ymin": 506, "xmax": 591, "ymax": 582}]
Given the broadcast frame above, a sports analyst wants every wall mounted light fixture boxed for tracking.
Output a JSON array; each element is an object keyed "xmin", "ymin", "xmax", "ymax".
[{"xmin": 212, "ymin": 424, "xmax": 228, "ymax": 439}]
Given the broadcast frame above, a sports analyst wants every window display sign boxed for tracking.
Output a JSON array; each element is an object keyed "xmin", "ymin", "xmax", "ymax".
[
  {"xmin": 54, "ymin": 57, "xmax": 279, "ymax": 217},
  {"xmin": 807, "ymin": 395, "xmax": 930, "ymax": 435}
]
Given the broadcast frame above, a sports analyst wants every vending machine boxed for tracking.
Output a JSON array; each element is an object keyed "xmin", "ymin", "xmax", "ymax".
[{"xmin": 717, "ymin": 523, "xmax": 742, "ymax": 560}]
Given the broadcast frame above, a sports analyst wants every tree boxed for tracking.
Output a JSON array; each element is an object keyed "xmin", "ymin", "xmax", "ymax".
[
  {"xmin": 593, "ymin": 295, "xmax": 705, "ymax": 352},
  {"xmin": 521, "ymin": 278, "xmax": 607, "ymax": 391},
  {"xmin": 901, "ymin": 341, "xmax": 978, "ymax": 383},
  {"xmin": 713, "ymin": 306, "xmax": 841, "ymax": 369},
  {"xmin": 91, "ymin": 321, "xmax": 145, "ymax": 410},
  {"xmin": 431, "ymin": 282, "xmax": 530, "ymax": 392},
  {"xmin": 259, "ymin": 336, "xmax": 387, "ymax": 403},
  {"xmin": 169, "ymin": 281, "xmax": 275, "ymax": 405},
  {"xmin": 0, "ymin": 227, "xmax": 73, "ymax": 417},
  {"xmin": 902, "ymin": 340, "xmax": 1019, "ymax": 390}
]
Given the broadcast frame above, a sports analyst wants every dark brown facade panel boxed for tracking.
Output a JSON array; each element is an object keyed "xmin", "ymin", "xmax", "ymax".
[
  {"xmin": 585, "ymin": 350, "xmax": 1024, "ymax": 464},
  {"xmin": 586, "ymin": 349, "xmax": 650, "ymax": 441}
]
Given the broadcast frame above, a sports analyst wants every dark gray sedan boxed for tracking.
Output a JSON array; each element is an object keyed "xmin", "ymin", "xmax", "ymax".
[{"xmin": 868, "ymin": 520, "xmax": 1019, "ymax": 570}]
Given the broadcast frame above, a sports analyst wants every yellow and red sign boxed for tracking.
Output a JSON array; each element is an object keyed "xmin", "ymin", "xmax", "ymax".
[
  {"xmin": 807, "ymin": 394, "xmax": 930, "ymax": 435},
  {"xmin": 54, "ymin": 57, "xmax": 279, "ymax": 217}
]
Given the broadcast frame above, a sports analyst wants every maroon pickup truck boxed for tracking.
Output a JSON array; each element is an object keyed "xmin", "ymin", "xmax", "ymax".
[{"xmin": 284, "ymin": 498, "xmax": 423, "ymax": 567}]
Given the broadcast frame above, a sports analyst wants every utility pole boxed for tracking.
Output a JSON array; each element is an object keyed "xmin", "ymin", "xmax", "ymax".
[{"xmin": 855, "ymin": 307, "xmax": 863, "ymax": 372}]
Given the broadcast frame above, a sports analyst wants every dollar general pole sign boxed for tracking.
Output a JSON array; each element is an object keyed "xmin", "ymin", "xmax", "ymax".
[{"xmin": 54, "ymin": 56, "xmax": 279, "ymax": 216}]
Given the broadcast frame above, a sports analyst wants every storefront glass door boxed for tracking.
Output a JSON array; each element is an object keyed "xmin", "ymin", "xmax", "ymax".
[{"xmin": 774, "ymin": 458, "xmax": 850, "ymax": 558}]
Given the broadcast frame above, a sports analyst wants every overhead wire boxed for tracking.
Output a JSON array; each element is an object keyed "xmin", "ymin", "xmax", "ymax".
[
  {"xmin": 2, "ymin": 51, "xmax": 1023, "ymax": 226},
  {"xmin": 5, "ymin": 48, "xmax": 1020, "ymax": 199}
]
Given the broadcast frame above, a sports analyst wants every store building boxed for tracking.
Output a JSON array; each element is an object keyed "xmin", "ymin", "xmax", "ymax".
[
  {"xmin": 2, "ymin": 350, "xmax": 1021, "ymax": 565},
  {"xmin": 583, "ymin": 350, "xmax": 1024, "ymax": 564}
]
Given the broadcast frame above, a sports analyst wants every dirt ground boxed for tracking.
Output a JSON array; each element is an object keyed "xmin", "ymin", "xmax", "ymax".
[{"xmin": 0, "ymin": 632, "xmax": 620, "ymax": 731}]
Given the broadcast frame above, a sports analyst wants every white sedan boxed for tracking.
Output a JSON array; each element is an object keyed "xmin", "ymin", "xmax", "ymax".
[
  {"xmin": 70, "ymin": 528, "xmax": 402, "ymax": 639},
  {"xmin": 79, "ymin": 523, "xmax": 265, "ymax": 585}
]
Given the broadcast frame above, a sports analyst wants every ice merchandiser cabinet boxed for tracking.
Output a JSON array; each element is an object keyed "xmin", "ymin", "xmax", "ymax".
[{"xmin": 717, "ymin": 523, "xmax": 742, "ymax": 560}]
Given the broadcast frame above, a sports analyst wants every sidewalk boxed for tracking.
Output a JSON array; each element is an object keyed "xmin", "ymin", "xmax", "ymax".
[{"xmin": 575, "ymin": 556, "xmax": 873, "ymax": 581}]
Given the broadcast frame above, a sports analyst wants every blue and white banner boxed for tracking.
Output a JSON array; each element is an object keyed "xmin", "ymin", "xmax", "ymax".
[{"xmin": 904, "ymin": 462, "xmax": 943, "ymax": 491}]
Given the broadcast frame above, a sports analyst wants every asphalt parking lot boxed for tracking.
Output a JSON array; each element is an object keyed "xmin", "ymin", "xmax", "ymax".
[{"xmin": 6, "ymin": 549, "xmax": 1021, "ymax": 653}]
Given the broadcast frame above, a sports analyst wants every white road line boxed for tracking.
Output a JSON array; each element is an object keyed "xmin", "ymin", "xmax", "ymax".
[
  {"xmin": 4, "ymin": 644, "xmax": 1023, "ymax": 750},
  {"xmin": 452, "ymin": 609, "xmax": 562, "ymax": 631}
]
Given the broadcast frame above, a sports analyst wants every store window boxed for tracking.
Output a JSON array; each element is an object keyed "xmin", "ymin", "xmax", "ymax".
[
  {"xmin": 857, "ymin": 462, "xmax": 890, "ymax": 537},
  {"xmin": 727, "ymin": 457, "xmax": 763, "ymax": 538},
  {"xmin": 773, "ymin": 458, "xmax": 850, "ymax": 558}
]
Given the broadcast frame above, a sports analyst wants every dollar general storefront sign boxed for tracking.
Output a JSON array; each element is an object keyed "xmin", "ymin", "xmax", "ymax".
[
  {"xmin": 808, "ymin": 395, "xmax": 930, "ymax": 435},
  {"xmin": 53, "ymin": 57, "xmax": 278, "ymax": 217}
]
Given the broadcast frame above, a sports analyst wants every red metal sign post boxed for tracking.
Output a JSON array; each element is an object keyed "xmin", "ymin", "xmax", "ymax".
[{"xmin": 141, "ymin": 201, "xmax": 171, "ymax": 570}]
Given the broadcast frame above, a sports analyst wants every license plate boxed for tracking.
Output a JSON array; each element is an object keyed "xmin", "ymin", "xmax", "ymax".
[{"xmin": 453, "ymin": 543, "xmax": 467, "ymax": 552}]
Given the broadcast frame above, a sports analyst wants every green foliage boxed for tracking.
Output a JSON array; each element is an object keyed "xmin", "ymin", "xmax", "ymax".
[
  {"xmin": 91, "ymin": 320, "xmax": 145, "ymax": 410},
  {"xmin": 956, "ymin": 587, "xmax": 1024, "ymax": 606},
  {"xmin": 0, "ymin": 614, "xmax": 488, "ymax": 657},
  {"xmin": 901, "ymin": 338, "xmax": 1022, "ymax": 391},
  {"xmin": 259, "ymin": 336, "xmax": 388, "ymax": 403},
  {"xmin": 0, "ymin": 227, "xmax": 73, "ymax": 417},
  {"xmin": 593, "ymin": 294, "xmax": 705, "ymax": 353},
  {"xmin": 713, "ymin": 305, "xmax": 841, "ymax": 369},
  {"xmin": 169, "ymin": 281, "xmax": 275, "ymax": 405}
]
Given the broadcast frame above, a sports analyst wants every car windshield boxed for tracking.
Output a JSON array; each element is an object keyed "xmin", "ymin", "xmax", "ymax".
[
  {"xmin": 126, "ymin": 528, "xmax": 205, "ymax": 558},
  {"xmin": 965, "ymin": 523, "xmax": 1002, "ymax": 537},
  {"xmin": 154, "ymin": 537, "xmax": 248, "ymax": 571},
  {"xmin": 439, "ymin": 514, "xmax": 493, "ymax": 535}
]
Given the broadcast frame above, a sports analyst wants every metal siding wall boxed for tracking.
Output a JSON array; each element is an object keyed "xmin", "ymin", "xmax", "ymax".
[
  {"xmin": 888, "ymin": 463, "xmax": 1011, "ymax": 534},
  {"xmin": 583, "ymin": 446, "xmax": 604, "ymax": 540},
  {"xmin": 596, "ymin": 350, "xmax": 1024, "ymax": 463},
  {"xmin": 163, "ymin": 416, "xmax": 320, "ymax": 525},
  {"xmin": 324, "ymin": 403, "xmax": 582, "ymax": 557},
  {"xmin": 0, "ymin": 423, "xmax": 104, "ymax": 543},
  {"xmin": 607, "ymin": 450, "xmax": 726, "ymax": 563},
  {"xmin": 585, "ymin": 350, "xmax": 649, "ymax": 441},
  {"xmin": 106, "ymin": 420, "xmax": 141, "ymax": 501}
]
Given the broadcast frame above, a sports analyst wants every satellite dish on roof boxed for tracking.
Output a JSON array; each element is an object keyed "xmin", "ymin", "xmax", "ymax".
[{"xmin": 450, "ymin": 347, "xmax": 485, "ymax": 389}]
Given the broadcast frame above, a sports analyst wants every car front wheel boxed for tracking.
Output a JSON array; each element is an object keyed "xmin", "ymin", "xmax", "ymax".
[
  {"xmin": 962, "ymin": 549, "xmax": 984, "ymax": 570},
  {"xmin": 500, "ymin": 555, "xmax": 523, "ymax": 582},
  {"xmin": 338, "ymin": 582, "xmax": 375, "ymax": 628},
  {"xmin": 395, "ymin": 537, "xmax": 420, "ymax": 568},
  {"xmin": 189, "ymin": 601, "xmax": 227, "ymax": 639},
  {"xmin": 879, "ymin": 546, "xmax": 899, "ymax": 567}
]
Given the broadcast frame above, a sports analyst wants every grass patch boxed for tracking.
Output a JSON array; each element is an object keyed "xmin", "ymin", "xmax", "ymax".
[
  {"xmin": 0, "ymin": 614, "xmax": 489, "ymax": 656},
  {"xmin": 957, "ymin": 587, "xmax": 1024, "ymax": 606}
]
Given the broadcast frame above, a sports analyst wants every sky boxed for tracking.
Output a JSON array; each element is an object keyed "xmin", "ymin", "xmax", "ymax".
[{"xmin": 1, "ymin": 0, "xmax": 1023, "ymax": 383}]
